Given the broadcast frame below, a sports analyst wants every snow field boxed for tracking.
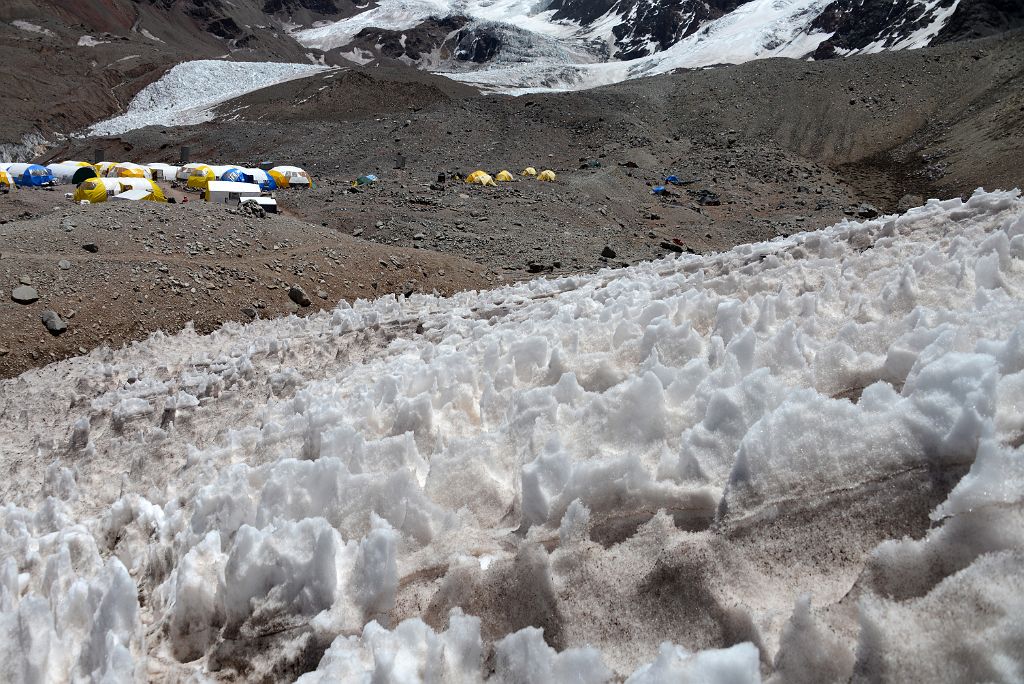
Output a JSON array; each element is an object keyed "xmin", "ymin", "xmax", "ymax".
[
  {"xmin": 88, "ymin": 60, "xmax": 333, "ymax": 136},
  {"xmin": 1, "ymin": 190, "xmax": 1023, "ymax": 681}
]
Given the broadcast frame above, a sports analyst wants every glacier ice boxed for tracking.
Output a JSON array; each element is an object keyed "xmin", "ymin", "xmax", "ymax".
[{"xmin": 1, "ymin": 189, "xmax": 1023, "ymax": 681}]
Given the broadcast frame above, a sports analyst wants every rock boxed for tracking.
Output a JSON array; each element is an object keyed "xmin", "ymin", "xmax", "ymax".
[
  {"xmin": 896, "ymin": 194, "xmax": 924, "ymax": 213},
  {"xmin": 11, "ymin": 285, "xmax": 39, "ymax": 304},
  {"xmin": 82, "ymin": 243, "xmax": 99, "ymax": 253},
  {"xmin": 317, "ymin": 290, "xmax": 328, "ymax": 300},
  {"xmin": 413, "ymin": 232, "xmax": 425, "ymax": 240},
  {"xmin": 288, "ymin": 285, "xmax": 311, "ymax": 307},
  {"xmin": 526, "ymin": 262, "xmax": 546, "ymax": 273},
  {"xmin": 352, "ymin": 228, "xmax": 363, "ymax": 236},
  {"xmin": 241, "ymin": 306, "xmax": 258, "ymax": 319},
  {"xmin": 601, "ymin": 245, "xmax": 617, "ymax": 259},
  {"xmin": 855, "ymin": 203, "xmax": 880, "ymax": 219},
  {"xmin": 41, "ymin": 310, "xmax": 67, "ymax": 335},
  {"xmin": 19, "ymin": 275, "xmax": 32, "ymax": 285},
  {"xmin": 660, "ymin": 241, "xmax": 684, "ymax": 253},
  {"xmin": 0, "ymin": 347, "xmax": 8, "ymax": 357},
  {"xmin": 693, "ymin": 189, "xmax": 722, "ymax": 206},
  {"xmin": 58, "ymin": 259, "xmax": 71, "ymax": 270}
]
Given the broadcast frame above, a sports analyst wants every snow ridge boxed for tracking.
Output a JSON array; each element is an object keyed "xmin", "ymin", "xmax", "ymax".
[{"xmin": 1, "ymin": 190, "xmax": 1023, "ymax": 681}]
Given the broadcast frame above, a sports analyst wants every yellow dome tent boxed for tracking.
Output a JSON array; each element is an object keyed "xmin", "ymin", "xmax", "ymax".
[
  {"xmin": 268, "ymin": 169, "xmax": 289, "ymax": 188},
  {"xmin": 465, "ymin": 170, "xmax": 496, "ymax": 186},
  {"xmin": 186, "ymin": 165, "xmax": 216, "ymax": 191},
  {"xmin": 96, "ymin": 162, "xmax": 119, "ymax": 176},
  {"xmin": 521, "ymin": 167, "xmax": 537, "ymax": 177},
  {"xmin": 494, "ymin": 170, "xmax": 514, "ymax": 182},
  {"xmin": 73, "ymin": 178, "xmax": 123, "ymax": 203},
  {"xmin": 0, "ymin": 170, "xmax": 14, "ymax": 191},
  {"xmin": 538, "ymin": 169, "xmax": 557, "ymax": 182},
  {"xmin": 111, "ymin": 162, "xmax": 151, "ymax": 179},
  {"xmin": 116, "ymin": 177, "xmax": 166, "ymax": 202}
]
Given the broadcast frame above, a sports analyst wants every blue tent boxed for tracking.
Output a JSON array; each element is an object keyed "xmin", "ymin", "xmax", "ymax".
[
  {"xmin": 6, "ymin": 163, "xmax": 56, "ymax": 187},
  {"xmin": 243, "ymin": 168, "xmax": 277, "ymax": 191},
  {"xmin": 220, "ymin": 168, "xmax": 248, "ymax": 183}
]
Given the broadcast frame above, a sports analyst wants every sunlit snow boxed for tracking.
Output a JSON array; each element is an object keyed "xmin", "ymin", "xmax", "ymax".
[
  {"xmin": 2, "ymin": 190, "xmax": 1023, "ymax": 681},
  {"xmin": 89, "ymin": 60, "xmax": 333, "ymax": 136}
]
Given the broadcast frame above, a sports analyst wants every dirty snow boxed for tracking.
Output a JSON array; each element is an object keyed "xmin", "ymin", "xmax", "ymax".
[
  {"xmin": 2, "ymin": 190, "xmax": 1023, "ymax": 681},
  {"xmin": 88, "ymin": 60, "xmax": 333, "ymax": 136},
  {"xmin": 11, "ymin": 20, "xmax": 54, "ymax": 36}
]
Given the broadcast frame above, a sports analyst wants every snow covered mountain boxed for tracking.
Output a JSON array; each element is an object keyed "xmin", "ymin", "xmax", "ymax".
[
  {"xmin": 291, "ymin": 0, "xmax": 1022, "ymax": 91},
  {"xmin": 2, "ymin": 189, "xmax": 1023, "ymax": 681}
]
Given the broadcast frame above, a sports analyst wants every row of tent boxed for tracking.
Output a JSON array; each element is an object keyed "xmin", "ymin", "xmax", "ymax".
[
  {"xmin": 0, "ymin": 160, "xmax": 314, "ymax": 192},
  {"xmin": 465, "ymin": 167, "xmax": 557, "ymax": 186}
]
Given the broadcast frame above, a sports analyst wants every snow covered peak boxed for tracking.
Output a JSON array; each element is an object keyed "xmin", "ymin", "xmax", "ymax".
[
  {"xmin": 291, "ymin": 0, "xmax": 971, "ymax": 91},
  {"xmin": 2, "ymin": 189, "xmax": 1023, "ymax": 680}
]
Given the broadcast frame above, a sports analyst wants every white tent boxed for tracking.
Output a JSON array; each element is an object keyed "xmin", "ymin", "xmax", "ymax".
[
  {"xmin": 176, "ymin": 163, "xmax": 206, "ymax": 181},
  {"xmin": 205, "ymin": 180, "xmax": 262, "ymax": 204},
  {"xmin": 46, "ymin": 163, "xmax": 89, "ymax": 184},
  {"xmin": 145, "ymin": 163, "xmax": 180, "ymax": 181}
]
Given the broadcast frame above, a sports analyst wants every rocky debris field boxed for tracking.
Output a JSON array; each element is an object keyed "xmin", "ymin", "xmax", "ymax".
[{"xmin": 0, "ymin": 190, "xmax": 489, "ymax": 379}]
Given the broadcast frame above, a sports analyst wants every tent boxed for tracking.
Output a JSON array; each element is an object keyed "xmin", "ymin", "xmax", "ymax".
[
  {"xmin": 186, "ymin": 165, "xmax": 216, "ymax": 191},
  {"xmin": 0, "ymin": 170, "xmax": 14, "ymax": 191},
  {"xmin": 116, "ymin": 177, "xmax": 166, "ymax": 201},
  {"xmin": 521, "ymin": 167, "xmax": 537, "ymax": 177},
  {"xmin": 96, "ymin": 162, "xmax": 119, "ymax": 176},
  {"xmin": 242, "ymin": 168, "xmax": 277, "ymax": 191},
  {"xmin": 537, "ymin": 169, "xmax": 557, "ymax": 182},
  {"xmin": 112, "ymin": 189, "xmax": 155, "ymax": 202},
  {"xmin": 219, "ymin": 168, "xmax": 249, "ymax": 183},
  {"xmin": 494, "ymin": 170, "xmax": 514, "ymax": 182},
  {"xmin": 72, "ymin": 166, "xmax": 99, "ymax": 185},
  {"xmin": 352, "ymin": 174, "xmax": 377, "ymax": 187},
  {"xmin": 177, "ymin": 163, "xmax": 206, "ymax": 181},
  {"xmin": 5, "ymin": 163, "xmax": 56, "ymax": 187},
  {"xmin": 61, "ymin": 161, "xmax": 95, "ymax": 167},
  {"xmin": 465, "ymin": 170, "xmax": 496, "ymax": 186},
  {"xmin": 47, "ymin": 163, "xmax": 92, "ymax": 184},
  {"xmin": 73, "ymin": 178, "xmax": 124, "ymax": 203},
  {"xmin": 204, "ymin": 180, "xmax": 262, "ymax": 204},
  {"xmin": 145, "ymin": 163, "xmax": 180, "ymax": 181},
  {"xmin": 270, "ymin": 165, "xmax": 312, "ymax": 188},
  {"xmin": 110, "ymin": 162, "xmax": 152, "ymax": 179}
]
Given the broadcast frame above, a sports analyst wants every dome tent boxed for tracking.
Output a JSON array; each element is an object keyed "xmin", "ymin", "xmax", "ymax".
[
  {"xmin": 47, "ymin": 163, "xmax": 99, "ymax": 185},
  {"xmin": 186, "ymin": 165, "xmax": 217, "ymax": 191},
  {"xmin": 538, "ymin": 169, "xmax": 557, "ymax": 182},
  {"xmin": 0, "ymin": 170, "xmax": 14, "ymax": 191},
  {"xmin": 96, "ymin": 162, "xmax": 119, "ymax": 176},
  {"xmin": 110, "ymin": 162, "xmax": 152, "ymax": 179},
  {"xmin": 494, "ymin": 170, "xmax": 514, "ymax": 182},
  {"xmin": 220, "ymin": 168, "xmax": 249, "ymax": 183},
  {"xmin": 242, "ymin": 168, "xmax": 277, "ymax": 191},
  {"xmin": 5, "ymin": 163, "xmax": 56, "ymax": 187},
  {"xmin": 73, "ymin": 178, "xmax": 124, "ymax": 203},
  {"xmin": 270, "ymin": 165, "xmax": 312, "ymax": 188},
  {"xmin": 521, "ymin": 167, "xmax": 537, "ymax": 177},
  {"xmin": 465, "ymin": 170, "xmax": 496, "ymax": 186},
  {"xmin": 177, "ymin": 163, "xmax": 206, "ymax": 181},
  {"xmin": 145, "ymin": 163, "xmax": 180, "ymax": 181}
]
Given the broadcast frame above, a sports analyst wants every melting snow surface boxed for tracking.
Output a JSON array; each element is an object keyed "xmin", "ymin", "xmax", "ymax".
[
  {"xmin": 2, "ymin": 190, "xmax": 1024, "ymax": 681},
  {"xmin": 88, "ymin": 60, "xmax": 333, "ymax": 136}
]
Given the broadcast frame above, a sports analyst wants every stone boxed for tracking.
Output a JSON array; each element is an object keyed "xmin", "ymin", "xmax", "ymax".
[
  {"xmin": 413, "ymin": 232, "xmax": 425, "ymax": 240},
  {"xmin": 896, "ymin": 194, "xmax": 925, "ymax": 213},
  {"xmin": 41, "ymin": 310, "xmax": 67, "ymax": 335},
  {"xmin": 58, "ymin": 259, "xmax": 71, "ymax": 270},
  {"xmin": 82, "ymin": 243, "xmax": 99, "ymax": 253},
  {"xmin": 352, "ymin": 228, "xmax": 363, "ymax": 236},
  {"xmin": 601, "ymin": 245, "xmax": 617, "ymax": 259},
  {"xmin": 526, "ymin": 262, "xmax": 545, "ymax": 273},
  {"xmin": 19, "ymin": 275, "xmax": 32, "ymax": 285},
  {"xmin": 12, "ymin": 285, "xmax": 39, "ymax": 304},
  {"xmin": 660, "ymin": 241, "xmax": 684, "ymax": 253},
  {"xmin": 288, "ymin": 285, "xmax": 311, "ymax": 307},
  {"xmin": 317, "ymin": 290, "xmax": 328, "ymax": 300},
  {"xmin": 241, "ymin": 306, "xmax": 258, "ymax": 319}
]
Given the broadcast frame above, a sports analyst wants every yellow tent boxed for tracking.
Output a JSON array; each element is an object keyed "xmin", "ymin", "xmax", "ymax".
[
  {"xmin": 268, "ymin": 169, "xmax": 289, "ymax": 188},
  {"xmin": 73, "ymin": 178, "xmax": 121, "ymax": 203},
  {"xmin": 116, "ymin": 177, "xmax": 167, "ymax": 202},
  {"xmin": 465, "ymin": 170, "xmax": 496, "ymax": 186},
  {"xmin": 494, "ymin": 170, "xmax": 514, "ymax": 182},
  {"xmin": 111, "ymin": 163, "xmax": 151, "ymax": 179},
  {"xmin": 0, "ymin": 170, "xmax": 14, "ymax": 190},
  {"xmin": 96, "ymin": 162, "xmax": 119, "ymax": 176},
  {"xmin": 538, "ymin": 169, "xmax": 557, "ymax": 182},
  {"xmin": 186, "ymin": 165, "xmax": 216, "ymax": 191},
  {"xmin": 521, "ymin": 167, "xmax": 537, "ymax": 177}
]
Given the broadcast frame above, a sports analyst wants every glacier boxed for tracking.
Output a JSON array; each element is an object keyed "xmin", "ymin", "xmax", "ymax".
[
  {"xmin": 1, "ymin": 189, "xmax": 1023, "ymax": 681},
  {"xmin": 88, "ymin": 60, "xmax": 334, "ymax": 137}
]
